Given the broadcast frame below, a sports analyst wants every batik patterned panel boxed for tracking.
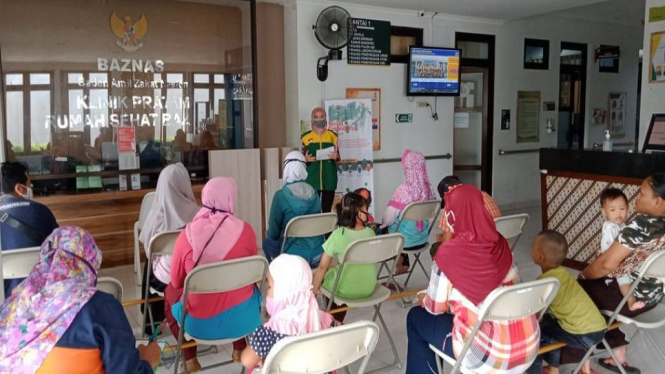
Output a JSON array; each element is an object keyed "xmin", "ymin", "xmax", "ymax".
[{"xmin": 544, "ymin": 174, "xmax": 641, "ymax": 264}]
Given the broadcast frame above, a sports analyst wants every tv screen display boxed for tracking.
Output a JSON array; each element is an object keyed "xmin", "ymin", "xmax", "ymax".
[
  {"xmin": 407, "ymin": 46, "xmax": 461, "ymax": 96},
  {"xmin": 642, "ymin": 113, "xmax": 665, "ymax": 153}
]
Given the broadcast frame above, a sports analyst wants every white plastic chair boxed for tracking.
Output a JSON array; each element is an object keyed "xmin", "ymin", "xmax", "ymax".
[
  {"xmin": 379, "ymin": 200, "xmax": 441, "ymax": 290},
  {"xmin": 134, "ymin": 191, "xmax": 156, "ymax": 286},
  {"xmin": 573, "ymin": 250, "xmax": 665, "ymax": 374},
  {"xmin": 494, "ymin": 213, "xmax": 529, "ymax": 250},
  {"xmin": 141, "ymin": 229, "xmax": 181, "ymax": 336},
  {"xmin": 429, "ymin": 278, "xmax": 560, "ymax": 374},
  {"xmin": 174, "ymin": 255, "xmax": 269, "ymax": 374},
  {"xmin": 280, "ymin": 212, "xmax": 338, "ymax": 254},
  {"xmin": 320, "ymin": 233, "xmax": 405, "ymax": 371},
  {"xmin": 258, "ymin": 321, "xmax": 380, "ymax": 374},
  {"xmin": 2, "ymin": 246, "xmax": 40, "ymax": 280},
  {"xmin": 97, "ymin": 276, "xmax": 124, "ymax": 302}
]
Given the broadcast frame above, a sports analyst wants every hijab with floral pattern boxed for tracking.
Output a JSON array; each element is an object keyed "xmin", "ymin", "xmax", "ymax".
[{"xmin": 0, "ymin": 226, "xmax": 101, "ymax": 373}]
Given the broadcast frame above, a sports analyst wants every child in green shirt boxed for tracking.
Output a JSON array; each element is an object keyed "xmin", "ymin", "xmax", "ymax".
[
  {"xmin": 526, "ymin": 230, "xmax": 606, "ymax": 374},
  {"xmin": 312, "ymin": 192, "xmax": 376, "ymax": 322}
]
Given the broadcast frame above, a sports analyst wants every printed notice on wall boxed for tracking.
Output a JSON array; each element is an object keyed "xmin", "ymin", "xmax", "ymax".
[
  {"xmin": 347, "ymin": 18, "xmax": 391, "ymax": 66},
  {"xmin": 516, "ymin": 91, "xmax": 540, "ymax": 143},
  {"xmin": 117, "ymin": 126, "xmax": 136, "ymax": 152}
]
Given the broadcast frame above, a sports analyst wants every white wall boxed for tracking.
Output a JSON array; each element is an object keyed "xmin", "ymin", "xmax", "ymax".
[
  {"xmin": 492, "ymin": 15, "xmax": 642, "ymax": 208},
  {"xmin": 640, "ymin": 0, "xmax": 665, "ymax": 147},
  {"xmin": 286, "ymin": 0, "xmax": 643, "ymax": 211}
]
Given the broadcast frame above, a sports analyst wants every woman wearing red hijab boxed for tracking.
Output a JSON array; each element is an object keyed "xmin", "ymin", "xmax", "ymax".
[{"xmin": 405, "ymin": 184, "xmax": 540, "ymax": 374}]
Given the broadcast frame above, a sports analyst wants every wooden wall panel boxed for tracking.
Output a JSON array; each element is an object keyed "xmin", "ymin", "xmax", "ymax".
[
  {"xmin": 209, "ymin": 149, "xmax": 262, "ymax": 246},
  {"xmin": 35, "ymin": 184, "xmax": 203, "ymax": 268}
]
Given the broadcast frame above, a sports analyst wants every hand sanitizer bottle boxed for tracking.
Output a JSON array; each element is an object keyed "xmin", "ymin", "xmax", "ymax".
[{"xmin": 603, "ymin": 130, "xmax": 613, "ymax": 152}]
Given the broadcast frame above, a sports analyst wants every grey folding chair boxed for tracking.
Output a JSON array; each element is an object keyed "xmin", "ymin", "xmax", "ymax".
[
  {"xmin": 141, "ymin": 229, "xmax": 181, "ymax": 337},
  {"xmin": 97, "ymin": 276, "xmax": 124, "ymax": 302},
  {"xmin": 258, "ymin": 321, "xmax": 380, "ymax": 374},
  {"xmin": 573, "ymin": 250, "xmax": 665, "ymax": 374},
  {"xmin": 174, "ymin": 255, "xmax": 269, "ymax": 374},
  {"xmin": 320, "ymin": 233, "xmax": 405, "ymax": 372},
  {"xmin": 379, "ymin": 200, "xmax": 441, "ymax": 290},
  {"xmin": 430, "ymin": 278, "xmax": 560, "ymax": 374},
  {"xmin": 2, "ymin": 246, "xmax": 40, "ymax": 280},
  {"xmin": 280, "ymin": 212, "xmax": 338, "ymax": 254},
  {"xmin": 494, "ymin": 213, "xmax": 529, "ymax": 250},
  {"xmin": 134, "ymin": 191, "xmax": 156, "ymax": 286}
]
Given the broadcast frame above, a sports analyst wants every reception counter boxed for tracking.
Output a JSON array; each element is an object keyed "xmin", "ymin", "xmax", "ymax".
[{"xmin": 539, "ymin": 148, "xmax": 665, "ymax": 269}]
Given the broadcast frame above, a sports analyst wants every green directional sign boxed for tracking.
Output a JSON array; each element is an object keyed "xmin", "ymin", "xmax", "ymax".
[{"xmin": 395, "ymin": 113, "xmax": 413, "ymax": 123}]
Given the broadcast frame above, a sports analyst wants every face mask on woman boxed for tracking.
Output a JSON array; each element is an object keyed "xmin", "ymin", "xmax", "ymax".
[{"xmin": 312, "ymin": 119, "xmax": 326, "ymax": 129}]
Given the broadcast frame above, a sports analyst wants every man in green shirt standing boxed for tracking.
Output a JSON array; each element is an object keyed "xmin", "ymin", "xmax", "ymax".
[{"xmin": 301, "ymin": 107, "xmax": 340, "ymax": 212}]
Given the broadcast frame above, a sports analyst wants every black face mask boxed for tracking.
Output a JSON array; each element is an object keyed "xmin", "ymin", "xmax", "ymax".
[{"xmin": 358, "ymin": 212, "xmax": 369, "ymax": 226}]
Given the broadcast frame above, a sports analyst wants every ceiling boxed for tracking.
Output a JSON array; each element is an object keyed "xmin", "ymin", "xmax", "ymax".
[
  {"xmin": 308, "ymin": 0, "xmax": 611, "ymax": 21},
  {"xmin": 549, "ymin": 0, "xmax": 645, "ymax": 27}
]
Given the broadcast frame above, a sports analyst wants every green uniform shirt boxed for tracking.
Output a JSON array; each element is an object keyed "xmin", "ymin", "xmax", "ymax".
[
  {"xmin": 301, "ymin": 129, "xmax": 338, "ymax": 191},
  {"xmin": 322, "ymin": 227, "xmax": 377, "ymax": 299},
  {"xmin": 538, "ymin": 267, "xmax": 606, "ymax": 334}
]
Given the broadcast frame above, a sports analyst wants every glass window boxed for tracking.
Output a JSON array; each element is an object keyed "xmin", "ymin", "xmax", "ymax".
[
  {"xmin": 5, "ymin": 74, "xmax": 23, "ymax": 85},
  {"xmin": 457, "ymin": 41, "xmax": 489, "ymax": 60},
  {"xmin": 2, "ymin": 0, "xmax": 255, "ymax": 194},
  {"xmin": 561, "ymin": 49, "xmax": 583, "ymax": 65},
  {"xmin": 30, "ymin": 73, "xmax": 50, "ymax": 85}
]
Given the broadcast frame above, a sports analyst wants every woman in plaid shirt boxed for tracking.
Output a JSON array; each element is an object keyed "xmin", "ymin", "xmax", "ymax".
[{"xmin": 406, "ymin": 184, "xmax": 540, "ymax": 374}]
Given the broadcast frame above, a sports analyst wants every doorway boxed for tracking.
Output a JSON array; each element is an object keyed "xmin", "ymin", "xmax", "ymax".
[
  {"xmin": 454, "ymin": 33, "xmax": 495, "ymax": 193},
  {"xmin": 557, "ymin": 42, "xmax": 587, "ymax": 149}
]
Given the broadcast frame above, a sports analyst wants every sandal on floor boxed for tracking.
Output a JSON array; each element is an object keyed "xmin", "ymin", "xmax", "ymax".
[{"xmin": 597, "ymin": 358, "xmax": 641, "ymax": 374}]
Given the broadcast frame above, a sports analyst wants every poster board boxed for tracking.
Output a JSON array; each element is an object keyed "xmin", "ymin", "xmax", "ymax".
[
  {"xmin": 516, "ymin": 91, "xmax": 540, "ymax": 143},
  {"xmin": 346, "ymin": 88, "xmax": 381, "ymax": 150},
  {"xmin": 347, "ymin": 18, "xmax": 391, "ymax": 66},
  {"xmin": 608, "ymin": 92, "xmax": 626, "ymax": 137},
  {"xmin": 649, "ymin": 31, "xmax": 665, "ymax": 83},
  {"xmin": 324, "ymin": 98, "xmax": 375, "ymax": 214}
]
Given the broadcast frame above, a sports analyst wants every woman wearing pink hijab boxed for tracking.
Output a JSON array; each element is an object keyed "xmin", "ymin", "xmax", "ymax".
[
  {"xmin": 164, "ymin": 177, "xmax": 262, "ymax": 372},
  {"xmin": 380, "ymin": 149, "xmax": 436, "ymax": 274},
  {"xmin": 241, "ymin": 254, "xmax": 335, "ymax": 373}
]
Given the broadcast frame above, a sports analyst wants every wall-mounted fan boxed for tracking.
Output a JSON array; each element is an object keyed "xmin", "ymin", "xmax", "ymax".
[{"xmin": 312, "ymin": 6, "xmax": 353, "ymax": 82}]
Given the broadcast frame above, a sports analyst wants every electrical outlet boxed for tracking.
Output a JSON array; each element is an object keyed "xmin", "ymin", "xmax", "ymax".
[{"xmin": 417, "ymin": 101, "xmax": 429, "ymax": 107}]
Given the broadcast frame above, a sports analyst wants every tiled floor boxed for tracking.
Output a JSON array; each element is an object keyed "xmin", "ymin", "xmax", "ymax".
[{"xmin": 102, "ymin": 205, "xmax": 665, "ymax": 373}]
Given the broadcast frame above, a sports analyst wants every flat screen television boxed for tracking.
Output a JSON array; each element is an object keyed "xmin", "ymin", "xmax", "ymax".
[
  {"xmin": 407, "ymin": 46, "xmax": 461, "ymax": 96},
  {"xmin": 642, "ymin": 113, "xmax": 665, "ymax": 153}
]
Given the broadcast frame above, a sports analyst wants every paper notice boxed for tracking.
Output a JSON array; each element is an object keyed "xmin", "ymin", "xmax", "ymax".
[
  {"xmin": 119, "ymin": 175, "xmax": 127, "ymax": 191},
  {"xmin": 118, "ymin": 152, "xmax": 137, "ymax": 170},
  {"xmin": 131, "ymin": 173, "xmax": 141, "ymax": 190},
  {"xmin": 315, "ymin": 146, "xmax": 335, "ymax": 161}
]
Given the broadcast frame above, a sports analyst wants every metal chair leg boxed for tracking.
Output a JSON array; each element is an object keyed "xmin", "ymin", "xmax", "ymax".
[
  {"xmin": 602, "ymin": 339, "xmax": 628, "ymax": 374},
  {"xmin": 571, "ymin": 340, "xmax": 598, "ymax": 374},
  {"xmin": 366, "ymin": 305, "xmax": 402, "ymax": 373}
]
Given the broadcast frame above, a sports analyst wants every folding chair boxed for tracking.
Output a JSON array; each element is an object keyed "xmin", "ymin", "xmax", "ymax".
[
  {"xmin": 320, "ymin": 233, "xmax": 405, "ymax": 371},
  {"xmin": 494, "ymin": 213, "xmax": 529, "ymax": 250},
  {"xmin": 134, "ymin": 191, "xmax": 156, "ymax": 286},
  {"xmin": 97, "ymin": 276, "xmax": 123, "ymax": 302},
  {"xmin": 280, "ymin": 212, "xmax": 338, "ymax": 254},
  {"xmin": 573, "ymin": 250, "xmax": 665, "ymax": 374},
  {"xmin": 429, "ymin": 278, "xmax": 560, "ymax": 374},
  {"xmin": 174, "ymin": 255, "xmax": 269, "ymax": 374},
  {"xmin": 259, "ymin": 321, "xmax": 380, "ymax": 374},
  {"xmin": 141, "ymin": 229, "xmax": 181, "ymax": 337},
  {"xmin": 378, "ymin": 200, "xmax": 440, "ymax": 290},
  {"xmin": 2, "ymin": 246, "xmax": 40, "ymax": 280}
]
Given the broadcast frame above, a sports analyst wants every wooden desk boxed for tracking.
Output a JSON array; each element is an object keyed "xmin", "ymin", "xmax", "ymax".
[{"xmin": 36, "ymin": 185, "xmax": 203, "ymax": 268}]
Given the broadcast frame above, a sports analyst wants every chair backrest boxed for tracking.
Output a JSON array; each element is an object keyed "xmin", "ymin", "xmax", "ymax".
[
  {"xmin": 147, "ymin": 229, "xmax": 181, "ymax": 257},
  {"xmin": 97, "ymin": 276, "xmax": 123, "ymax": 302},
  {"xmin": 395, "ymin": 200, "xmax": 441, "ymax": 234},
  {"xmin": 183, "ymin": 255, "xmax": 269, "ymax": 297},
  {"xmin": 281, "ymin": 213, "xmax": 338, "ymax": 253},
  {"xmin": 137, "ymin": 191, "xmax": 156, "ymax": 229},
  {"xmin": 2, "ymin": 246, "xmax": 40, "ymax": 279},
  {"xmin": 450, "ymin": 278, "xmax": 559, "ymax": 374},
  {"xmin": 607, "ymin": 250, "xmax": 665, "ymax": 324},
  {"xmin": 640, "ymin": 250, "xmax": 665, "ymax": 279},
  {"xmin": 264, "ymin": 179, "xmax": 283, "ymax": 228},
  {"xmin": 260, "ymin": 321, "xmax": 380, "ymax": 374},
  {"xmin": 340, "ymin": 233, "xmax": 405, "ymax": 265},
  {"xmin": 494, "ymin": 213, "xmax": 529, "ymax": 249},
  {"xmin": 478, "ymin": 278, "xmax": 559, "ymax": 321}
]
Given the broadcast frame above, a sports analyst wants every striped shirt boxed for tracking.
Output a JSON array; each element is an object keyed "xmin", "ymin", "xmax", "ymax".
[{"xmin": 421, "ymin": 263, "xmax": 539, "ymax": 374}]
